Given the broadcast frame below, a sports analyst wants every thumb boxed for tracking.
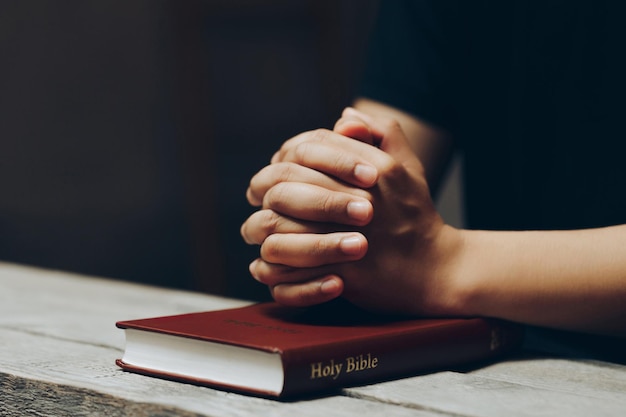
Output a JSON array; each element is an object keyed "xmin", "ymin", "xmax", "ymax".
[
  {"xmin": 340, "ymin": 108, "xmax": 417, "ymax": 167},
  {"xmin": 333, "ymin": 108, "xmax": 376, "ymax": 145}
]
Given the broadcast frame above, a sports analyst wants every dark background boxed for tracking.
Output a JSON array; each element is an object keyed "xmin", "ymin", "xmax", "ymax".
[{"xmin": 0, "ymin": 0, "xmax": 380, "ymax": 301}]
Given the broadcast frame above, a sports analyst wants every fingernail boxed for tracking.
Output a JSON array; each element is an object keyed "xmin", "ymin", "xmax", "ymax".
[
  {"xmin": 340, "ymin": 235, "xmax": 364, "ymax": 255},
  {"xmin": 249, "ymin": 259, "xmax": 259, "ymax": 281},
  {"xmin": 320, "ymin": 278, "xmax": 341, "ymax": 294},
  {"xmin": 343, "ymin": 107, "xmax": 358, "ymax": 117},
  {"xmin": 347, "ymin": 200, "xmax": 371, "ymax": 222},
  {"xmin": 354, "ymin": 164, "xmax": 377, "ymax": 185}
]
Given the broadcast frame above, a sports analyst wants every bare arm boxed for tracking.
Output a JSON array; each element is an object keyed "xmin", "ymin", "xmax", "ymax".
[{"xmin": 456, "ymin": 227, "xmax": 626, "ymax": 337}]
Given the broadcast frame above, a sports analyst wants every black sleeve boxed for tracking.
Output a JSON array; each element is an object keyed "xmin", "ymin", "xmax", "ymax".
[{"xmin": 358, "ymin": 0, "xmax": 464, "ymax": 131}]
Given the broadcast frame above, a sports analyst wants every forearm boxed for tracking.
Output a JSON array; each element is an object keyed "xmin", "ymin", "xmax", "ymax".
[{"xmin": 451, "ymin": 225, "xmax": 626, "ymax": 337}]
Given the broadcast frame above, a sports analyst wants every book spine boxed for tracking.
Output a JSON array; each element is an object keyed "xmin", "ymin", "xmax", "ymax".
[{"xmin": 280, "ymin": 319, "xmax": 523, "ymax": 397}]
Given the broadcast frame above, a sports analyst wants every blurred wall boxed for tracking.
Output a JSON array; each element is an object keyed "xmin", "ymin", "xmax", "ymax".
[
  {"xmin": 0, "ymin": 1, "xmax": 195, "ymax": 289},
  {"xmin": 0, "ymin": 0, "xmax": 381, "ymax": 300}
]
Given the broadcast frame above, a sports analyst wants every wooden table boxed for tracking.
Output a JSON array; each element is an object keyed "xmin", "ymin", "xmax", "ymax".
[{"xmin": 1, "ymin": 262, "xmax": 625, "ymax": 416}]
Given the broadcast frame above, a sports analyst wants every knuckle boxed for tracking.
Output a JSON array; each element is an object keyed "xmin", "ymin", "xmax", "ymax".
[
  {"xmin": 241, "ymin": 213, "xmax": 265, "ymax": 245},
  {"xmin": 276, "ymin": 162, "xmax": 295, "ymax": 183},
  {"xmin": 273, "ymin": 147, "xmax": 286, "ymax": 164},
  {"xmin": 275, "ymin": 284, "xmax": 319, "ymax": 307},
  {"xmin": 247, "ymin": 171, "xmax": 268, "ymax": 203},
  {"xmin": 383, "ymin": 118, "xmax": 402, "ymax": 132},
  {"xmin": 258, "ymin": 273, "xmax": 280, "ymax": 288},
  {"xmin": 378, "ymin": 156, "xmax": 404, "ymax": 178},
  {"xmin": 246, "ymin": 185, "xmax": 260, "ymax": 206},
  {"xmin": 292, "ymin": 129, "xmax": 329, "ymax": 162},
  {"xmin": 309, "ymin": 128, "xmax": 330, "ymax": 143},
  {"xmin": 292, "ymin": 142, "xmax": 312, "ymax": 164},
  {"xmin": 271, "ymin": 285, "xmax": 295, "ymax": 306},
  {"xmin": 246, "ymin": 187, "xmax": 261, "ymax": 207},
  {"xmin": 309, "ymin": 237, "xmax": 330, "ymax": 258},
  {"xmin": 255, "ymin": 163, "xmax": 292, "ymax": 189},
  {"xmin": 331, "ymin": 152, "xmax": 355, "ymax": 177},
  {"xmin": 319, "ymin": 192, "xmax": 339, "ymax": 217},
  {"xmin": 253, "ymin": 268, "xmax": 272, "ymax": 285},
  {"xmin": 260, "ymin": 235, "xmax": 281, "ymax": 263},
  {"xmin": 277, "ymin": 139, "xmax": 294, "ymax": 158},
  {"xmin": 261, "ymin": 210, "xmax": 282, "ymax": 237},
  {"xmin": 240, "ymin": 221, "xmax": 251, "ymax": 243},
  {"xmin": 263, "ymin": 183, "xmax": 289, "ymax": 210},
  {"xmin": 294, "ymin": 286, "xmax": 318, "ymax": 305}
]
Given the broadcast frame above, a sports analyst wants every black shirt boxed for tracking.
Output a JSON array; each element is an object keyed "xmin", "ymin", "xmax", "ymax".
[{"xmin": 360, "ymin": 0, "xmax": 626, "ymax": 232}]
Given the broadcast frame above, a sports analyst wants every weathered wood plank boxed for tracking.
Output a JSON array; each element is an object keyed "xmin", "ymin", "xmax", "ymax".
[
  {"xmin": 1, "ymin": 373, "xmax": 205, "ymax": 417},
  {"xmin": 344, "ymin": 357, "xmax": 626, "ymax": 417},
  {"xmin": 469, "ymin": 353, "xmax": 626, "ymax": 400},
  {"xmin": 0, "ymin": 262, "xmax": 250, "ymax": 348}
]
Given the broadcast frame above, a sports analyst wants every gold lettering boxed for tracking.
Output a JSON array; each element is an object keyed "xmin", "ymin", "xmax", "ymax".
[
  {"xmin": 359, "ymin": 354, "xmax": 369, "ymax": 370},
  {"xmin": 346, "ymin": 357, "xmax": 355, "ymax": 373},
  {"xmin": 311, "ymin": 360, "xmax": 343, "ymax": 379},
  {"xmin": 333, "ymin": 361, "xmax": 343, "ymax": 379},
  {"xmin": 345, "ymin": 353, "xmax": 379, "ymax": 373},
  {"xmin": 310, "ymin": 362, "xmax": 322, "ymax": 379}
]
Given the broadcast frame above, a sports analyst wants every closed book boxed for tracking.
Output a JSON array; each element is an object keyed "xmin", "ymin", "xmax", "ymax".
[{"xmin": 116, "ymin": 301, "xmax": 523, "ymax": 398}]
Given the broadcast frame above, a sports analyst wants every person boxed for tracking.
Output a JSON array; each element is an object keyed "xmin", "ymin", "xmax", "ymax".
[{"xmin": 240, "ymin": 1, "xmax": 626, "ymax": 356}]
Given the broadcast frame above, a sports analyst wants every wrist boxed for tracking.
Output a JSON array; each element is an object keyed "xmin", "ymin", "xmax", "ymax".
[
  {"xmin": 420, "ymin": 224, "xmax": 473, "ymax": 317},
  {"xmin": 438, "ymin": 228, "xmax": 502, "ymax": 319}
]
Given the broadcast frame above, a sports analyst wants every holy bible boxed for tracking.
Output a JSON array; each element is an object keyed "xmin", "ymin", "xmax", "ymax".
[{"xmin": 116, "ymin": 301, "xmax": 523, "ymax": 398}]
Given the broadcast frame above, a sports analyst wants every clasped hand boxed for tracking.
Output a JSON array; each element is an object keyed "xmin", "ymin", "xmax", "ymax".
[{"xmin": 240, "ymin": 108, "xmax": 462, "ymax": 315}]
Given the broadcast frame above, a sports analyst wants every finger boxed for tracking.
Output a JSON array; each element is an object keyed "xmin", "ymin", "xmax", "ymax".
[
  {"xmin": 333, "ymin": 107, "xmax": 376, "ymax": 145},
  {"xmin": 263, "ymin": 182, "xmax": 373, "ymax": 226},
  {"xmin": 246, "ymin": 162, "xmax": 371, "ymax": 207},
  {"xmin": 260, "ymin": 232, "xmax": 367, "ymax": 267},
  {"xmin": 282, "ymin": 139, "xmax": 378, "ymax": 188},
  {"xmin": 271, "ymin": 276, "xmax": 344, "ymax": 307},
  {"xmin": 249, "ymin": 257, "xmax": 334, "ymax": 286},
  {"xmin": 274, "ymin": 129, "xmax": 392, "ymax": 186},
  {"xmin": 338, "ymin": 108, "xmax": 416, "ymax": 165},
  {"xmin": 240, "ymin": 209, "xmax": 336, "ymax": 245}
]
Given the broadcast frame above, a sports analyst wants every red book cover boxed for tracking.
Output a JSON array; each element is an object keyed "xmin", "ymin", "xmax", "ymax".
[{"xmin": 116, "ymin": 301, "xmax": 523, "ymax": 398}]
